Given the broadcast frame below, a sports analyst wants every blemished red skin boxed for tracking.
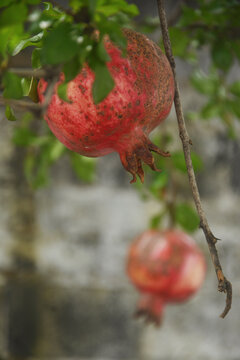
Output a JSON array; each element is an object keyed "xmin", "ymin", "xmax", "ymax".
[
  {"xmin": 38, "ymin": 28, "xmax": 175, "ymax": 183},
  {"xmin": 127, "ymin": 229, "xmax": 206, "ymax": 325}
]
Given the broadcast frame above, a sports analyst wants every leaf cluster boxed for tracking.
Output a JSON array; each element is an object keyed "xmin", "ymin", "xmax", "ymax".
[
  {"xmin": 0, "ymin": 0, "xmax": 138, "ymax": 105},
  {"xmin": 12, "ymin": 113, "xmax": 96, "ymax": 188},
  {"xmin": 134, "ymin": 133, "xmax": 203, "ymax": 233}
]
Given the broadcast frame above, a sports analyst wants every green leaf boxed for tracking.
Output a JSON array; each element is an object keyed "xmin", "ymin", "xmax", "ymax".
[
  {"xmin": 12, "ymin": 127, "xmax": 37, "ymax": 146},
  {"xmin": 96, "ymin": 39, "xmax": 110, "ymax": 62},
  {"xmin": 211, "ymin": 41, "xmax": 233, "ymax": 71},
  {"xmin": 42, "ymin": 2, "xmax": 63, "ymax": 18},
  {"xmin": 228, "ymin": 100, "xmax": 240, "ymax": 118},
  {"xmin": 31, "ymin": 48, "xmax": 42, "ymax": 68},
  {"xmin": 12, "ymin": 32, "xmax": 44, "ymax": 56},
  {"xmin": 191, "ymin": 70, "xmax": 218, "ymax": 95},
  {"xmin": 149, "ymin": 212, "xmax": 164, "ymax": 229},
  {"xmin": 150, "ymin": 171, "xmax": 169, "ymax": 196},
  {"xmin": 96, "ymin": 0, "xmax": 139, "ymax": 17},
  {"xmin": 191, "ymin": 152, "xmax": 204, "ymax": 172},
  {"xmin": 92, "ymin": 62, "xmax": 115, "ymax": 104},
  {"xmin": 169, "ymin": 27, "xmax": 190, "ymax": 58},
  {"xmin": 57, "ymin": 83, "xmax": 71, "ymax": 103},
  {"xmin": 98, "ymin": 19, "xmax": 127, "ymax": 52},
  {"xmin": 63, "ymin": 56, "xmax": 81, "ymax": 82},
  {"xmin": 48, "ymin": 141, "xmax": 65, "ymax": 162},
  {"xmin": 232, "ymin": 40, "xmax": 240, "ymax": 61},
  {"xmin": 69, "ymin": 0, "xmax": 84, "ymax": 12},
  {"xmin": 230, "ymin": 81, "xmax": 240, "ymax": 97},
  {"xmin": 27, "ymin": 0, "xmax": 41, "ymax": 4},
  {"xmin": 200, "ymin": 101, "xmax": 221, "ymax": 119},
  {"xmin": 172, "ymin": 151, "xmax": 203, "ymax": 173},
  {"xmin": 5, "ymin": 105, "xmax": 16, "ymax": 121},
  {"xmin": 28, "ymin": 78, "xmax": 39, "ymax": 103},
  {"xmin": 3, "ymin": 72, "xmax": 23, "ymax": 99},
  {"xmin": 175, "ymin": 203, "xmax": 199, "ymax": 232},
  {"xmin": 21, "ymin": 78, "xmax": 32, "ymax": 96},
  {"xmin": 41, "ymin": 22, "xmax": 78, "ymax": 65},
  {"xmin": 71, "ymin": 153, "xmax": 96, "ymax": 182},
  {"xmin": 0, "ymin": 3, "xmax": 27, "ymax": 28},
  {"xmin": 88, "ymin": 0, "xmax": 98, "ymax": 15},
  {"xmin": 0, "ymin": 0, "xmax": 15, "ymax": 7}
]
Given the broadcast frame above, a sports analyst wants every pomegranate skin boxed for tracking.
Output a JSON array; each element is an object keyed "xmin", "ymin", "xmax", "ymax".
[
  {"xmin": 127, "ymin": 229, "xmax": 206, "ymax": 325},
  {"xmin": 38, "ymin": 29, "xmax": 175, "ymax": 183}
]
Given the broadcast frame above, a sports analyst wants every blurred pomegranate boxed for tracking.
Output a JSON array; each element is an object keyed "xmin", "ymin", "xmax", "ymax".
[
  {"xmin": 38, "ymin": 28, "xmax": 175, "ymax": 183},
  {"xmin": 126, "ymin": 229, "xmax": 206, "ymax": 325}
]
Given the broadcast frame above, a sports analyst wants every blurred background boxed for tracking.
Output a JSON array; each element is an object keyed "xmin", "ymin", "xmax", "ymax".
[{"xmin": 0, "ymin": 0, "xmax": 240, "ymax": 359}]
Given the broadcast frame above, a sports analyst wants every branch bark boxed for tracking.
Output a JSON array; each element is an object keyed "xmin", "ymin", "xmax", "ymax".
[
  {"xmin": 0, "ymin": 72, "xmax": 60, "ymax": 117},
  {"xmin": 157, "ymin": 0, "xmax": 232, "ymax": 318},
  {"xmin": 8, "ymin": 68, "xmax": 58, "ymax": 79}
]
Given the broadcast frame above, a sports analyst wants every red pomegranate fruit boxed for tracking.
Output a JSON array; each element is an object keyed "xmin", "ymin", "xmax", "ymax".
[
  {"xmin": 38, "ymin": 28, "xmax": 175, "ymax": 183},
  {"xmin": 127, "ymin": 229, "xmax": 206, "ymax": 325}
]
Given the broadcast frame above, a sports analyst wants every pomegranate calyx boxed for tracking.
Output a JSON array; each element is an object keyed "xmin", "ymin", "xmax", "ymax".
[
  {"xmin": 119, "ymin": 138, "xmax": 170, "ymax": 183},
  {"xmin": 135, "ymin": 294, "xmax": 165, "ymax": 326}
]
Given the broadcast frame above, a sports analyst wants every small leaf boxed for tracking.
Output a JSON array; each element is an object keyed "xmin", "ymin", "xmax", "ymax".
[
  {"xmin": 21, "ymin": 78, "xmax": 31, "ymax": 96},
  {"xmin": 12, "ymin": 32, "xmax": 44, "ymax": 56},
  {"xmin": 31, "ymin": 48, "xmax": 42, "ymax": 68},
  {"xmin": 175, "ymin": 203, "xmax": 199, "ymax": 232},
  {"xmin": 228, "ymin": 100, "xmax": 240, "ymax": 118},
  {"xmin": 63, "ymin": 56, "xmax": 81, "ymax": 82},
  {"xmin": 97, "ymin": 39, "xmax": 110, "ymax": 62},
  {"xmin": 191, "ymin": 69, "xmax": 218, "ymax": 95},
  {"xmin": 172, "ymin": 151, "xmax": 203, "ymax": 173},
  {"xmin": 150, "ymin": 171, "xmax": 169, "ymax": 196},
  {"xmin": 12, "ymin": 127, "xmax": 37, "ymax": 146},
  {"xmin": 230, "ymin": 81, "xmax": 240, "ymax": 97},
  {"xmin": 211, "ymin": 41, "xmax": 233, "ymax": 71},
  {"xmin": 42, "ymin": 1, "xmax": 63, "ymax": 18},
  {"xmin": 41, "ymin": 22, "xmax": 78, "ymax": 65},
  {"xmin": 149, "ymin": 213, "xmax": 164, "ymax": 229},
  {"xmin": 0, "ymin": 0, "xmax": 15, "ymax": 7},
  {"xmin": 169, "ymin": 27, "xmax": 190, "ymax": 58},
  {"xmin": 5, "ymin": 105, "xmax": 16, "ymax": 121},
  {"xmin": 232, "ymin": 40, "xmax": 240, "ymax": 61},
  {"xmin": 92, "ymin": 62, "xmax": 115, "ymax": 104},
  {"xmin": 57, "ymin": 83, "xmax": 71, "ymax": 103},
  {"xmin": 0, "ymin": 3, "xmax": 27, "ymax": 28},
  {"xmin": 71, "ymin": 153, "xmax": 96, "ymax": 182},
  {"xmin": 28, "ymin": 77, "xmax": 39, "ymax": 103},
  {"xmin": 88, "ymin": 0, "xmax": 98, "ymax": 15},
  {"xmin": 3, "ymin": 72, "xmax": 23, "ymax": 99},
  {"xmin": 97, "ymin": 0, "xmax": 139, "ymax": 17},
  {"xmin": 27, "ymin": 0, "xmax": 41, "ymax": 3},
  {"xmin": 200, "ymin": 101, "xmax": 221, "ymax": 119},
  {"xmin": 48, "ymin": 141, "xmax": 65, "ymax": 161}
]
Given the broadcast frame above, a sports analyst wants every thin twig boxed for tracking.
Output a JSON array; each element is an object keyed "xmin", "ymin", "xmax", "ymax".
[
  {"xmin": 0, "ymin": 97, "xmax": 41, "ymax": 110},
  {"xmin": 157, "ymin": 0, "xmax": 232, "ymax": 318},
  {"xmin": 0, "ymin": 72, "xmax": 60, "ymax": 117},
  {"xmin": 8, "ymin": 68, "xmax": 58, "ymax": 78}
]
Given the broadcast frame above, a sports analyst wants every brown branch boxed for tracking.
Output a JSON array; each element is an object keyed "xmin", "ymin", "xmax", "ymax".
[
  {"xmin": 8, "ymin": 68, "xmax": 58, "ymax": 79},
  {"xmin": 0, "ymin": 97, "xmax": 41, "ymax": 110},
  {"xmin": 157, "ymin": 0, "xmax": 232, "ymax": 318},
  {"xmin": 0, "ymin": 72, "xmax": 60, "ymax": 117}
]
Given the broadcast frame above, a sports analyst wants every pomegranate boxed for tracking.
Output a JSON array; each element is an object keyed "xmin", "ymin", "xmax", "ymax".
[
  {"xmin": 127, "ymin": 229, "xmax": 206, "ymax": 325},
  {"xmin": 38, "ymin": 28, "xmax": 175, "ymax": 183}
]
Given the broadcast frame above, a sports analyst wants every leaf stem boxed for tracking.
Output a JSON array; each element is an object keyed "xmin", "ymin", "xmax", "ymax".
[{"xmin": 156, "ymin": 0, "xmax": 232, "ymax": 318}]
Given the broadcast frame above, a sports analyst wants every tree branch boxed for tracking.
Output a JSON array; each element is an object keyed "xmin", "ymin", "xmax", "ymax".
[
  {"xmin": 8, "ymin": 68, "xmax": 58, "ymax": 79},
  {"xmin": 157, "ymin": 0, "xmax": 232, "ymax": 318},
  {"xmin": 0, "ymin": 72, "xmax": 60, "ymax": 117}
]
